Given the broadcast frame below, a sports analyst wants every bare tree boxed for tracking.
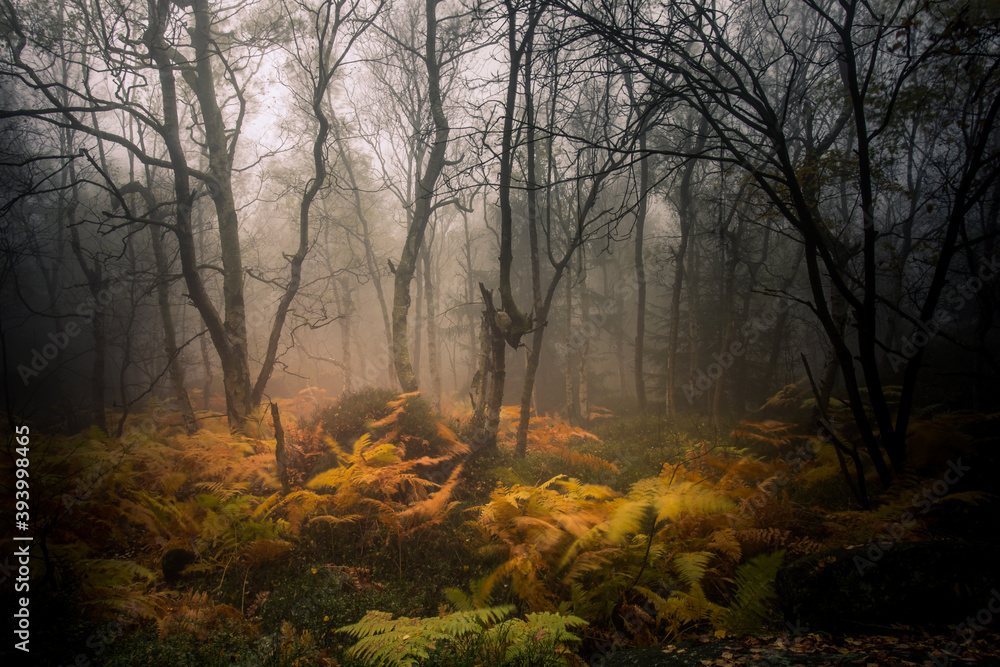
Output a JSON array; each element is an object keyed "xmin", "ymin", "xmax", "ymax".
[
  {"xmin": 560, "ymin": 0, "xmax": 1000, "ymax": 483},
  {"xmin": 1, "ymin": 0, "xmax": 382, "ymax": 430}
]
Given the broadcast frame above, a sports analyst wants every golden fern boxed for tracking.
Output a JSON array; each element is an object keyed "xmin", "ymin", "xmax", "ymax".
[
  {"xmin": 156, "ymin": 589, "xmax": 252, "ymax": 640},
  {"xmin": 473, "ymin": 473, "xmax": 738, "ymax": 632},
  {"xmin": 730, "ymin": 420, "xmax": 802, "ymax": 449}
]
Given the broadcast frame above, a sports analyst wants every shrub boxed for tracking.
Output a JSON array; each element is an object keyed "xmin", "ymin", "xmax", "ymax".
[{"xmin": 314, "ymin": 387, "xmax": 399, "ymax": 450}]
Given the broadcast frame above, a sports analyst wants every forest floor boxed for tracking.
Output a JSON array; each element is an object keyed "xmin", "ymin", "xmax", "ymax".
[
  {"xmin": 14, "ymin": 395, "xmax": 1000, "ymax": 666},
  {"xmin": 603, "ymin": 631, "xmax": 1000, "ymax": 666}
]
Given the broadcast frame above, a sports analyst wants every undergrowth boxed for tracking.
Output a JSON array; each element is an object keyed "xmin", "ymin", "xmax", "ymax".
[{"xmin": 7, "ymin": 388, "xmax": 994, "ymax": 665}]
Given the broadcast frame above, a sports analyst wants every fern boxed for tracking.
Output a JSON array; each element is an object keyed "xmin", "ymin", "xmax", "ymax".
[
  {"xmin": 721, "ymin": 550, "xmax": 785, "ymax": 635},
  {"xmin": 341, "ymin": 606, "xmax": 515, "ymax": 666},
  {"xmin": 730, "ymin": 420, "xmax": 801, "ymax": 449},
  {"xmin": 672, "ymin": 551, "xmax": 711, "ymax": 590},
  {"xmin": 473, "ymin": 472, "xmax": 739, "ymax": 638},
  {"xmin": 480, "ymin": 611, "xmax": 587, "ymax": 664},
  {"xmin": 340, "ymin": 605, "xmax": 586, "ymax": 667},
  {"xmin": 76, "ymin": 558, "xmax": 167, "ymax": 619},
  {"xmin": 155, "ymin": 589, "xmax": 253, "ymax": 640}
]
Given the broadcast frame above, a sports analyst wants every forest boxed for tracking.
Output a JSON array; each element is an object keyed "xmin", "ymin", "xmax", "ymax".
[{"xmin": 1, "ymin": 0, "xmax": 999, "ymax": 664}]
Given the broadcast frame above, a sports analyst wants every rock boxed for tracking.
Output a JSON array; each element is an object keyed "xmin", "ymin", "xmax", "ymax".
[{"xmin": 775, "ymin": 540, "xmax": 997, "ymax": 631}]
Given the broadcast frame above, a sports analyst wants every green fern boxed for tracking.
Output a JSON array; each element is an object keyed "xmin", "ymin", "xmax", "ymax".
[
  {"xmin": 721, "ymin": 550, "xmax": 785, "ymax": 635},
  {"xmin": 340, "ymin": 605, "xmax": 585, "ymax": 667},
  {"xmin": 76, "ymin": 558, "xmax": 167, "ymax": 619},
  {"xmin": 340, "ymin": 606, "xmax": 513, "ymax": 666},
  {"xmin": 480, "ymin": 611, "xmax": 587, "ymax": 664},
  {"xmin": 647, "ymin": 551, "xmax": 726, "ymax": 637}
]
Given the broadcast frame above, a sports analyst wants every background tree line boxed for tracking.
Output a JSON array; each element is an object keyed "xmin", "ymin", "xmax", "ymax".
[{"xmin": 1, "ymin": 0, "xmax": 997, "ymax": 495}]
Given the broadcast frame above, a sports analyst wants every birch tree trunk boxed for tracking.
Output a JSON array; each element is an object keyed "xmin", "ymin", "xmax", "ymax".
[
  {"xmin": 423, "ymin": 246, "xmax": 442, "ymax": 408},
  {"xmin": 391, "ymin": 0, "xmax": 451, "ymax": 392}
]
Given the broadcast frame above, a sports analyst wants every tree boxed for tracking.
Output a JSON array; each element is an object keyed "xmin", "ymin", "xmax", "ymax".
[
  {"xmin": 357, "ymin": 0, "xmax": 474, "ymax": 392},
  {"xmin": 508, "ymin": 20, "xmax": 634, "ymax": 454},
  {"xmin": 1, "ymin": 0, "xmax": 382, "ymax": 430},
  {"xmin": 559, "ymin": 0, "xmax": 1000, "ymax": 484}
]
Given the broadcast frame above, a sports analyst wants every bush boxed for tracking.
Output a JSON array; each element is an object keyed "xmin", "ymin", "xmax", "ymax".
[
  {"xmin": 313, "ymin": 388, "xmax": 459, "ymax": 461},
  {"xmin": 371, "ymin": 393, "xmax": 458, "ymax": 461},
  {"xmin": 314, "ymin": 386, "xmax": 399, "ymax": 449}
]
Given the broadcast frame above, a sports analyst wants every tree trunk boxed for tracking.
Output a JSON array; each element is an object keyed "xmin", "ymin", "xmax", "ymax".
[
  {"xmin": 761, "ymin": 245, "xmax": 804, "ymax": 392},
  {"xmin": 470, "ymin": 304, "xmax": 492, "ymax": 437},
  {"xmin": 413, "ymin": 254, "xmax": 423, "ymax": 385},
  {"xmin": 687, "ymin": 239, "xmax": 701, "ymax": 382},
  {"xmin": 147, "ymin": 0, "xmax": 251, "ymax": 431},
  {"xmin": 712, "ymin": 226, "xmax": 740, "ymax": 428},
  {"xmin": 565, "ymin": 274, "xmax": 579, "ymax": 423},
  {"xmin": 514, "ymin": 34, "xmax": 544, "ymax": 456},
  {"xmin": 666, "ymin": 165, "xmax": 694, "ymax": 418},
  {"xmin": 251, "ymin": 0, "xmax": 348, "ymax": 407},
  {"xmin": 65, "ymin": 163, "xmax": 108, "ymax": 434},
  {"xmin": 337, "ymin": 276, "xmax": 354, "ymax": 394},
  {"xmin": 391, "ymin": 0, "xmax": 451, "ymax": 392},
  {"xmin": 189, "ymin": 0, "xmax": 254, "ymax": 429},
  {"xmin": 200, "ymin": 334, "xmax": 212, "ymax": 411},
  {"xmin": 270, "ymin": 402, "xmax": 291, "ymax": 495},
  {"xmin": 121, "ymin": 179, "xmax": 198, "ymax": 433},
  {"xmin": 89, "ymin": 281, "xmax": 108, "ymax": 433},
  {"xmin": 462, "ymin": 207, "xmax": 478, "ymax": 379},
  {"xmin": 577, "ymin": 250, "xmax": 590, "ymax": 420},
  {"xmin": 150, "ymin": 214, "xmax": 197, "ymax": 434},
  {"xmin": 423, "ymin": 247, "xmax": 442, "ymax": 408},
  {"xmin": 880, "ymin": 123, "xmax": 920, "ymax": 369},
  {"xmin": 634, "ymin": 132, "xmax": 649, "ymax": 415},
  {"xmin": 474, "ymin": 284, "xmax": 504, "ymax": 453}
]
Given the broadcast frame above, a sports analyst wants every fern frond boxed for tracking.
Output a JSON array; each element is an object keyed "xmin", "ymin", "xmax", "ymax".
[
  {"xmin": 672, "ymin": 551, "xmax": 711, "ymax": 591},
  {"xmin": 160, "ymin": 471, "xmax": 187, "ymax": 497},
  {"xmin": 307, "ymin": 513, "xmax": 363, "ymax": 526},
  {"xmin": 341, "ymin": 606, "xmax": 515, "ymax": 667},
  {"xmin": 721, "ymin": 550, "xmax": 785, "ymax": 635},
  {"xmin": 489, "ymin": 612, "xmax": 587, "ymax": 662},
  {"xmin": 241, "ymin": 538, "xmax": 293, "ymax": 564},
  {"xmin": 707, "ymin": 529, "xmax": 742, "ymax": 563},
  {"xmin": 82, "ymin": 586, "xmax": 171, "ymax": 620},
  {"xmin": 396, "ymin": 464, "xmax": 464, "ymax": 530},
  {"xmin": 604, "ymin": 500, "xmax": 651, "ymax": 545},
  {"xmin": 193, "ymin": 481, "xmax": 249, "ymax": 500},
  {"xmin": 650, "ymin": 482, "xmax": 736, "ymax": 524}
]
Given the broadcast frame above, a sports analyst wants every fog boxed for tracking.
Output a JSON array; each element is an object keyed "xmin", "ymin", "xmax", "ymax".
[{"xmin": 1, "ymin": 0, "xmax": 997, "ymax": 445}]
